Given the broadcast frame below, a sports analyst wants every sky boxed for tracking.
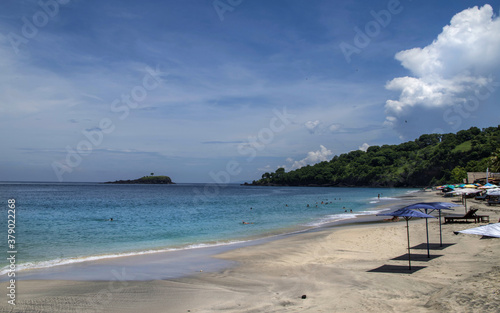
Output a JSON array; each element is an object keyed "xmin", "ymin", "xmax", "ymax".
[{"xmin": 0, "ymin": 0, "xmax": 499, "ymax": 183}]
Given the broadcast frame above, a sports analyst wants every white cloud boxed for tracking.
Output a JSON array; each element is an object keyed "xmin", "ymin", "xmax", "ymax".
[
  {"xmin": 257, "ymin": 165, "xmax": 273, "ymax": 172},
  {"xmin": 304, "ymin": 120, "xmax": 343, "ymax": 134},
  {"xmin": 385, "ymin": 4, "xmax": 500, "ymax": 137},
  {"xmin": 290, "ymin": 145, "xmax": 333, "ymax": 169},
  {"xmin": 328, "ymin": 123, "xmax": 342, "ymax": 132},
  {"xmin": 304, "ymin": 120, "xmax": 321, "ymax": 134},
  {"xmin": 359, "ymin": 143, "xmax": 370, "ymax": 152}
]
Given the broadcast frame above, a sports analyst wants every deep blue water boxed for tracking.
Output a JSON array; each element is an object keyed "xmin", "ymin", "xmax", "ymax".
[{"xmin": 0, "ymin": 183, "xmax": 417, "ymax": 275}]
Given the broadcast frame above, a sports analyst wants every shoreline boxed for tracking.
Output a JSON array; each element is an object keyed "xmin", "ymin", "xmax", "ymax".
[
  {"xmin": 0, "ymin": 188, "xmax": 418, "ymax": 281},
  {"xmin": 2, "ymin": 190, "xmax": 418, "ymax": 282},
  {"xmin": 2, "ymin": 191, "xmax": 499, "ymax": 312}
]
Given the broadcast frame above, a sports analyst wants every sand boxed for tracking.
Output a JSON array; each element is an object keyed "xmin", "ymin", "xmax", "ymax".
[{"xmin": 1, "ymin": 191, "xmax": 499, "ymax": 313}]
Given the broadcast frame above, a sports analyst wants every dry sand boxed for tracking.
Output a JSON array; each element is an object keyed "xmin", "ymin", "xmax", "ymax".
[{"xmin": 1, "ymin": 191, "xmax": 499, "ymax": 313}]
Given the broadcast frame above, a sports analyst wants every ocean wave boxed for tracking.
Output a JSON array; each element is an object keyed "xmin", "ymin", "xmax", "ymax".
[
  {"xmin": 369, "ymin": 196, "xmax": 400, "ymax": 203},
  {"xmin": 0, "ymin": 240, "xmax": 248, "ymax": 277},
  {"xmin": 305, "ymin": 206, "xmax": 395, "ymax": 227},
  {"xmin": 405, "ymin": 189, "xmax": 421, "ymax": 194},
  {"xmin": 304, "ymin": 213, "xmax": 358, "ymax": 227}
]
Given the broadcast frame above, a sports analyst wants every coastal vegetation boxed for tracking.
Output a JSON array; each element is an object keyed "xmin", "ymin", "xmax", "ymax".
[
  {"xmin": 252, "ymin": 126, "xmax": 500, "ymax": 188},
  {"xmin": 105, "ymin": 175, "xmax": 174, "ymax": 184}
]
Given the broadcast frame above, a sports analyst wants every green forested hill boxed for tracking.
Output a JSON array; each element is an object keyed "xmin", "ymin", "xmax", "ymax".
[{"xmin": 251, "ymin": 126, "xmax": 500, "ymax": 188}]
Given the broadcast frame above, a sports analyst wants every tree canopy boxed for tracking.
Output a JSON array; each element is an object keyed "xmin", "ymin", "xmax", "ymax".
[{"xmin": 251, "ymin": 126, "xmax": 500, "ymax": 187}]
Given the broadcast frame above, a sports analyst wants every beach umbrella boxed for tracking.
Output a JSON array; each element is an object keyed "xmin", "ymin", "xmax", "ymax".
[
  {"xmin": 479, "ymin": 183, "xmax": 498, "ymax": 189},
  {"xmin": 447, "ymin": 188, "xmax": 481, "ymax": 195},
  {"xmin": 486, "ymin": 188, "xmax": 500, "ymax": 196},
  {"xmin": 446, "ymin": 189, "xmax": 478, "ymax": 213},
  {"xmin": 463, "ymin": 184, "xmax": 478, "ymax": 188},
  {"xmin": 404, "ymin": 202, "xmax": 459, "ymax": 252},
  {"xmin": 455, "ymin": 223, "xmax": 500, "ymax": 238},
  {"xmin": 399, "ymin": 202, "xmax": 456, "ymax": 256},
  {"xmin": 378, "ymin": 208, "xmax": 435, "ymax": 270}
]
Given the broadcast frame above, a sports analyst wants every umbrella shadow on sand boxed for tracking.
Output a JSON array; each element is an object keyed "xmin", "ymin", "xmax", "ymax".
[{"xmin": 367, "ymin": 264, "xmax": 426, "ymax": 274}]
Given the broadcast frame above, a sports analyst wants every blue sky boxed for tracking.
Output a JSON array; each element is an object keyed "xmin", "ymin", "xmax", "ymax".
[{"xmin": 0, "ymin": 0, "xmax": 499, "ymax": 183}]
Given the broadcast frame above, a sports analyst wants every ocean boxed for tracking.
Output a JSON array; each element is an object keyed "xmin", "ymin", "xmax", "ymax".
[{"xmin": 0, "ymin": 183, "xmax": 417, "ymax": 278}]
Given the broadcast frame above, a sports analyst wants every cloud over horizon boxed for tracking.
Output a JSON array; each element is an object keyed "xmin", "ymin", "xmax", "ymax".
[{"xmin": 289, "ymin": 145, "xmax": 333, "ymax": 170}]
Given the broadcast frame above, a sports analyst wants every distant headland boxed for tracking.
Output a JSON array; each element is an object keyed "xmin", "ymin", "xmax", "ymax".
[{"xmin": 105, "ymin": 175, "xmax": 174, "ymax": 184}]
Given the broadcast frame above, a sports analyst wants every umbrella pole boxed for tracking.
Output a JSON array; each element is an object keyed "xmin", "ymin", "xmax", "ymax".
[
  {"xmin": 425, "ymin": 217, "xmax": 430, "ymax": 258},
  {"xmin": 406, "ymin": 217, "xmax": 411, "ymax": 271},
  {"xmin": 439, "ymin": 210, "xmax": 443, "ymax": 247}
]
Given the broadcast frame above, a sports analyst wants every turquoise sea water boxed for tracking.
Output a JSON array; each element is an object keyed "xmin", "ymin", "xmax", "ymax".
[{"xmin": 0, "ymin": 183, "xmax": 417, "ymax": 276}]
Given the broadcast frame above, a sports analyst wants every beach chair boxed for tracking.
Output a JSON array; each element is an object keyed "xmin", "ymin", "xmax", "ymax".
[
  {"xmin": 474, "ymin": 193, "xmax": 488, "ymax": 201},
  {"xmin": 487, "ymin": 197, "xmax": 500, "ymax": 206},
  {"xmin": 444, "ymin": 209, "xmax": 489, "ymax": 223}
]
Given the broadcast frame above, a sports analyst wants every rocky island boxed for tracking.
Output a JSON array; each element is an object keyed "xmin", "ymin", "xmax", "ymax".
[{"xmin": 105, "ymin": 175, "xmax": 174, "ymax": 184}]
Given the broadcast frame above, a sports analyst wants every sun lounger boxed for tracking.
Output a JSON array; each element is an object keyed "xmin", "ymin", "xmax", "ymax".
[
  {"xmin": 487, "ymin": 198, "xmax": 500, "ymax": 206},
  {"xmin": 474, "ymin": 194, "xmax": 487, "ymax": 201},
  {"xmin": 444, "ymin": 208, "xmax": 489, "ymax": 223}
]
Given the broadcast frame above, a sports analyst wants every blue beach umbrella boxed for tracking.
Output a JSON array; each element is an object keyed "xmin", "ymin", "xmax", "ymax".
[
  {"xmin": 404, "ymin": 202, "xmax": 459, "ymax": 252},
  {"xmin": 378, "ymin": 208, "xmax": 435, "ymax": 270}
]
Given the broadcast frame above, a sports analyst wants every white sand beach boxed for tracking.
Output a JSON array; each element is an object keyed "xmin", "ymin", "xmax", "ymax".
[{"xmin": 2, "ymin": 191, "xmax": 499, "ymax": 313}]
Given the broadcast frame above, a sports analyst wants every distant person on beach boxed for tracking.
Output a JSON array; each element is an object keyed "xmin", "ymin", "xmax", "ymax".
[
  {"xmin": 384, "ymin": 216, "xmax": 399, "ymax": 222},
  {"xmin": 378, "ymin": 194, "xmax": 380, "ymax": 199}
]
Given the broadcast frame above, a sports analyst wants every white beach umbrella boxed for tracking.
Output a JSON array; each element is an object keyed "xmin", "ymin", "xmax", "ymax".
[
  {"xmin": 449, "ymin": 188, "xmax": 481, "ymax": 195},
  {"xmin": 455, "ymin": 223, "xmax": 500, "ymax": 238},
  {"xmin": 486, "ymin": 188, "xmax": 500, "ymax": 196},
  {"xmin": 479, "ymin": 184, "xmax": 498, "ymax": 189}
]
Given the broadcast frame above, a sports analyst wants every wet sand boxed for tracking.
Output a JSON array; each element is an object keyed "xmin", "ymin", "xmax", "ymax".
[{"xmin": 2, "ymin": 191, "xmax": 499, "ymax": 312}]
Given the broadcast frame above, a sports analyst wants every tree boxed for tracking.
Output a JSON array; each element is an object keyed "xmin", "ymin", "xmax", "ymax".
[
  {"xmin": 450, "ymin": 166, "xmax": 467, "ymax": 183},
  {"xmin": 490, "ymin": 148, "xmax": 500, "ymax": 172},
  {"xmin": 251, "ymin": 125, "xmax": 500, "ymax": 187}
]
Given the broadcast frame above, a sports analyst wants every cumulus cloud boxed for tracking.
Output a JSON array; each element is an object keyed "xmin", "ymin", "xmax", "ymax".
[
  {"xmin": 385, "ymin": 4, "xmax": 500, "ymax": 137},
  {"xmin": 328, "ymin": 123, "xmax": 342, "ymax": 132},
  {"xmin": 359, "ymin": 143, "xmax": 370, "ymax": 152},
  {"xmin": 290, "ymin": 145, "xmax": 333, "ymax": 170},
  {"xmin": 304, "ymin": 120, "xmax": 321, "ymax": 134},
  {"xmin": 304, "ymin": 120, "xmax": 343, "ymax": 134}
]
